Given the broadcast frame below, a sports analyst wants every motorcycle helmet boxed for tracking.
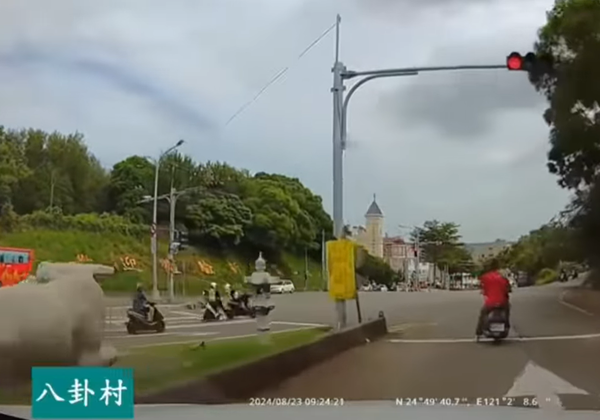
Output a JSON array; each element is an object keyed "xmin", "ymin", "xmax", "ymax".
[
  {"xmin": 225, "ymin": 283, "xmax": 231, "ymax": 290},
  {"xmin": 210, "ymin": 282, "xmax": 217, "ymax": 288},
  {"xmin": 136, "ymin": 282, "xmax": 144, "ymax": 292}
]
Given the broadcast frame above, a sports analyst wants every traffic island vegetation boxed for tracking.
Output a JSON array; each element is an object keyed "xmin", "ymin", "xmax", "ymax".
[
  {"xmin": 120, "ymin": 327, "xmax": 330, "ymax": 395},
  {"xmin": 0, "ymin": 328, "xmax": 329, "ymax": 405},
  {"xmin": 535, "ymin": 268, "xmax": 558, "ymax": 285}
]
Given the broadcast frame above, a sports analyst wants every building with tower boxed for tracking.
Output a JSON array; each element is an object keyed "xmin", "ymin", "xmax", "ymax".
[
  {"xmin": 350, "ymin": 195, "xmax": 428, "ymax": 280},
  {"xmin": 364, "ymin": 194, "xmax": 384, "ymax": 258}
]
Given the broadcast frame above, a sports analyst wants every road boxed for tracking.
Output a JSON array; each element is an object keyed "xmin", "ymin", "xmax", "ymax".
[
  {"xmin": 255, "ymin": 282, "xmax": 600, "ymax": 411},
  {"xmin": 104, "ymin": 305, "xmax": 327, "ymax": 351}
]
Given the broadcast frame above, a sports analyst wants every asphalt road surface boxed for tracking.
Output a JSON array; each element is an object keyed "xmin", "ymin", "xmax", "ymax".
[
  {"xmin": 104, "ymin": 305, "xmax": 327, "ymax": 351},
  {"xmin": 255, "ymin": 282, "xmax": 600, "ymax": 412}
]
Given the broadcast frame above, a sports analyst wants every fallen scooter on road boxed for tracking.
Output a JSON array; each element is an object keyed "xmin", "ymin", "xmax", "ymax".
[{"xmin": 224, "ymin": 292, "xmax": 257, "ymax": 319}]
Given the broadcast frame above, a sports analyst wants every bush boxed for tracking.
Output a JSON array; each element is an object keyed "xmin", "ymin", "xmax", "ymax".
[
  {"xmin": 535, "ymin": 268, "xmax": 558, "ymax": 285},
  {"xmin": 17, "ymin": 210, "xmax": 147, "ymax": 237}
]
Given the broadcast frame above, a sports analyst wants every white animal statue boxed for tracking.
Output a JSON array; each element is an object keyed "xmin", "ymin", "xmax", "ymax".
[{"xmin": 0, "ymin": 262, "xmax": 117, "ymax": 388}]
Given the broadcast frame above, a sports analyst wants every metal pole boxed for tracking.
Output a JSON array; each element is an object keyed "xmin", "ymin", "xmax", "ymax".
[
  {"xmin": 321, "ymin": 230, "xmax": 327, "ymax": 291},
  {"xmin": 304, "ymin": 247, "xmax": 309, "ymax": 291},
  {"xmin": 332, "ymin": 14, "xmax": 344, "ymax": 239},
  {"xmin": 150, "ymin": 139, "xmax": 184, "ymax": 302},
  {"xmin": 415, "ymin": 232, "xmax": 420, "ymax": 288},
  {"xmin": 168, "ymin": 187, "xmax": 176, "ymax": 302},
  {"xmin": 49, "ymin": 170, "xmax": 55, "ymax": 208},
  {"xmin": 331, "ymin": 14, "xmax": 347, "ymax": 330},
  {"xmin": 151, "ymin": 158, "xmax": 160, "ymax": 301}
]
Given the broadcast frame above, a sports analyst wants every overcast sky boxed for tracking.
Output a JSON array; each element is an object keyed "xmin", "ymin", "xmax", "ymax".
[{"xmin": 0, "ymin": 0, "xmax": 570, "ymax": 242}]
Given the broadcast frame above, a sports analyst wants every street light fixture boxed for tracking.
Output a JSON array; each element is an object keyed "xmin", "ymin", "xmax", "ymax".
[{"xmin": 150, "ymin": 139, "xmax": 185, "ymax": 301}]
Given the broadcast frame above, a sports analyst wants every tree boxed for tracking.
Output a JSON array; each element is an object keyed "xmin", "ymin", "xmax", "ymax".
[
  {"xmin": 107, "ymin": 156, "xmax": 154, "ymax": 222},
  {"xmin": 0, "ymin": 122, "xmax": 335, "ymax": 267},
  {"xmin": 0, "ymin": 128, "xmax": 30, "ymax": 206},
  {"xmin": 411, "ymin": 220, "xmax": 472, "ymax": 277},
  {"xmin": 240, "ymin": 173, "xmax": 332, "ymax": 254},
  {"xmin": 184, "ymin": 193, "xmax": 252, "ymax": 247},
  {"xmin": 490, "ymin": 222, "xmax": 580, "ymax": 277},
  {"xmin": 530, "ymin": 0, "xmax": 600, "ymax": 190},
  {"xmin": 357, "ymin": 251, "xmax": 398, "ymax": 288}
]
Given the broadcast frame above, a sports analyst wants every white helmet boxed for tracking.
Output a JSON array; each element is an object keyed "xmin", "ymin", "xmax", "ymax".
[
  {"xmin": 210, "ymin": 282, "xmax": 217, "ymax": 288},
  {"xmin": 225, "ymin": 283, "xmax": 231, "ymax": 290}
]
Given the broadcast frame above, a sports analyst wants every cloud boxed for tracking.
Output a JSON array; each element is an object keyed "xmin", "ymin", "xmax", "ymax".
[
  {"xmin": 0, "ymin": 0, "xmax": 569, "ymax": 242},
  {"xmin": 376, "ymin": 28, "xmax": 548, "ymax": 139},
  {"xmin": 0, "ymin": 44, "xmax": 216, "ymax": 132}
]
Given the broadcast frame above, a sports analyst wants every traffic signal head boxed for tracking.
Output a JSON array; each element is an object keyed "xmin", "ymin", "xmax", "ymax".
[
  {"xmin": 174, "ymin": 229, "xmax": 189, "ymax": 250},
  {"xmin": 507, "ymin": 52, "xmax": 523, "ymax": 70},
  {"xmin": 506, "ymin": 52, "xmax": 541, "ymax": 72}
]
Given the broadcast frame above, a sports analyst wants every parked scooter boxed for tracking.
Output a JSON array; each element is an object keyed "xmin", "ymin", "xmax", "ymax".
[
  {"xmin": 482, "ymin": 306, "xmax": 510, "ymax": 343},
  {"xmin": 126, "ymin": 302, "xmax": 165, "ymax": 334}
]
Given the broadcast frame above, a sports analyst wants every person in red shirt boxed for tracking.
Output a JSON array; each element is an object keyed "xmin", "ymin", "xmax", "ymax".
[{"xmin": 476, "ymin": 258, "xmax": 511, "ymax": 338}]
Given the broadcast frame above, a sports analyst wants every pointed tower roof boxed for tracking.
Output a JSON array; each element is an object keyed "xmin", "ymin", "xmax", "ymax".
[{"xmin": 365, "ymin": 194, "xmax": 383, "ymax": 217}]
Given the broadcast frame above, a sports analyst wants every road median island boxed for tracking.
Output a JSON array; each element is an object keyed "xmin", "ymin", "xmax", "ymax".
[{"xmin": 136, "ymin": 315, "xmax": 389, "ymax": 404}]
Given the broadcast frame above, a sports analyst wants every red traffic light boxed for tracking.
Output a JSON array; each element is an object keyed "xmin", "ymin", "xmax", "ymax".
[{"xmin": 507, "ymin": 52, "xmax": 523, "ymax": 70}]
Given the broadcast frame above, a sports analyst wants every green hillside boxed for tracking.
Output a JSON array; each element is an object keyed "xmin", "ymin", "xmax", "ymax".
[{"xmin": 0, "ymin": 229, "xmax": 325, "ymax": 295}]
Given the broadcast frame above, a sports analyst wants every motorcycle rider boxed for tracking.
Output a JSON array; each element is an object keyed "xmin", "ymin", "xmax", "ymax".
[
  {"xmin": 222, "ymin": 283, "xmax": 232, "ymax": 310},
  {"xmin": 206, "ymin": 282, "xmax": 224, "ymax": 317},
  {"xmin": 132, "ymin": 283, "xmax": 154, "ymax": 322},
  {"xmin": 475, "ymin": 258, "xmax": 511, "ymax": 340}
]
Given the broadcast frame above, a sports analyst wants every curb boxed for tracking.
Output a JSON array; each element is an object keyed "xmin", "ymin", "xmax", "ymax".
[{"xmin": 135, "ymin": 315, "xmax": 388, "ymax": 404}]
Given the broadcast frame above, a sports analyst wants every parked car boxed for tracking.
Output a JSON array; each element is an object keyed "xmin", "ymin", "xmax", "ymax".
[{"xmin": 270, "ymin": 280, "xmax": 295, "ymax": 294}]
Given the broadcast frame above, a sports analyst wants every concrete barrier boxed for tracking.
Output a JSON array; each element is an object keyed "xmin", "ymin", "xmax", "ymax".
[{"xmin": 136, "ymin": 315, "xmax": 388, "ymax": 404}]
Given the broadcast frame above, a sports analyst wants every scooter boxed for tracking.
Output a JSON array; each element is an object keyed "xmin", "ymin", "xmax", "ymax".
[
  {"xmin": 126, "ymin": 302, "xmax": 165, "ymax": 334},
  {"xmin": 483, "ymin": 306, "xmax": 510, "ymax": 343}
]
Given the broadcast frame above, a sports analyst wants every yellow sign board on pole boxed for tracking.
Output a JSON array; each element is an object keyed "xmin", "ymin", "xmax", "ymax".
[{"xmin": 327, "ymin": 239, "xmax": 356, "ymax": 300}]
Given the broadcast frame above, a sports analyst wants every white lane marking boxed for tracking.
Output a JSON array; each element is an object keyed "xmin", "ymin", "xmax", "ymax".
[
  {"xmin": 106, "ymin": 318, "xmax": 257, "ymax": 330},
  {"xmin": 388, "ymin": 323, "xmax": 437, "ymax": 333},
  {"xmin": 106, "ymin": 332, "xmax": 218, "ymax": 340},
  {"xmin": 559, "ymin": 291, "xmax": 594, "ymax": 316},
  {"xmin": 126, "ymin": 325, "xmax": 321, "ymax": 349},
  {"xmin": 106, "ymin": 319, "xmax": 327, "ymax": 330},
  {"xmin": 170, "ymin": 310, "xmax": 204, "ymax": 319},
  {"xmin": 388, "ymin": 332, "xmax": 600, "ymax": 344},
  {"xmin": 505, "ymin": 361, "xmax": 587, "ymax": 411},
  {"xmin": 272, "ymin": 321, "xmax": 328, "ymax": 328},
  {"xmin": 105, "ymin": 304, "xmax": 188, "ymax": 310},
  {"xmin": 105, "ymin": 316, "xmax": 199, "ymax": 324}
]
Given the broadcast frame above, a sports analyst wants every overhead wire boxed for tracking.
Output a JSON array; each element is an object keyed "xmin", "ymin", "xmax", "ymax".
[{"xmin": 224, "ymin": 19, "xmax": 337, "ymax": 127}]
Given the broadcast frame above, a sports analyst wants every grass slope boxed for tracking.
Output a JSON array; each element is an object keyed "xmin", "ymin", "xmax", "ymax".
[{"xmin": 0, "ymin": 229, "xmax": 325, "ymax": 294}]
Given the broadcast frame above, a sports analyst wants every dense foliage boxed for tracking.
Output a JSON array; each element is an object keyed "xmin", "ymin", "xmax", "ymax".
[
  {"xmin": 411, "ymin": 220, "xmax": 473, "ymax": 275},
  {"xmin": 0, "ymin": 126, "xmax": 333, "ymax": 260},
  {"xmin": 520, "ymin": 0, "xmax": 600, "ymax": 285},
  {"xmin": 489, "ymin": 221, "xmax": 582, "ymax": 280}
]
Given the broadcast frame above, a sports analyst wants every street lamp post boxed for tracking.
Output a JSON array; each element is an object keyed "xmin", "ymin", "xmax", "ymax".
[
  {"xmin": 151, "ymin": 139, "xmax": 184, "ymax": 301},
  {"xmin": 142, "ymin": 185, "xmax": 205, "ymax": 302},
  {"xmin": 399, "ymin": 224, "xmax": 422, "ymax": 289}
]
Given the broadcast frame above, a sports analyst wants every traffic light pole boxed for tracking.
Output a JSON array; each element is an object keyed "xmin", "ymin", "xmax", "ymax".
[{"xmin": 331, "ymin": 15, "xmax": 507, "ymax": 329}]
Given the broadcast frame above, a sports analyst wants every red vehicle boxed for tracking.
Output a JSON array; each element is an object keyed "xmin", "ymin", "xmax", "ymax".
[{"xmin": 0, "ymin": 247, "xmax": 35, "ymax": 287}]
